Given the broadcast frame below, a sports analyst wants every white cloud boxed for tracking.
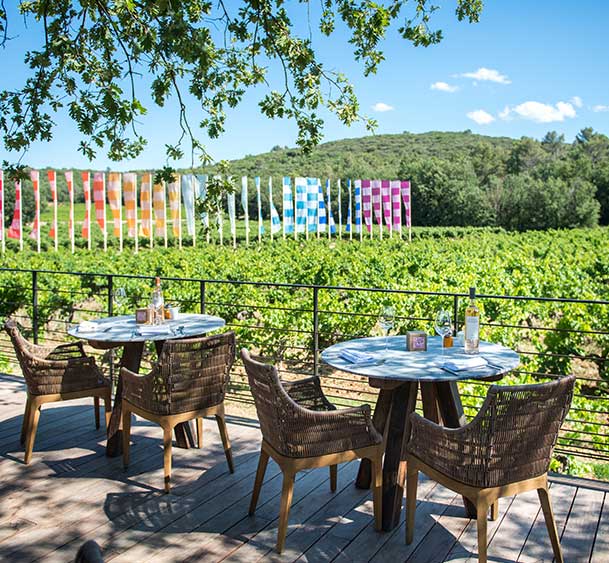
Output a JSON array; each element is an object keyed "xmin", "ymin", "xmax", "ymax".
[
  {"xmin": 506, "ymin": 100, "xmax": 577, "ymax": 123},
  {"xmin": 466, "ymin": 110, "xmax": 495, "ymax": 125},
  {"xmin": 371, "ymin": 102, "xmax": 394, "ymax": 112},
  {"xmin": 593, "ymin": 104, "xmax": 609, "ymax": 112},
  {"xmin": 430, "ymin": 81, "xmax": 459, "ymax": 93},
  {"xmin": 498, "ymin": 106, "xmax": 512, "ymax": 120},
  {"xmin": 571, "ymin": 96, "xmax": 583, "ymax": 108},
  {"xmin": 460, "ymin": 67, "xmax": 511, "ymax": 84}
]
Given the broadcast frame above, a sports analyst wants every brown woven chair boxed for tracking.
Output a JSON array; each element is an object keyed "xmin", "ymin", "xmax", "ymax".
[
  {"xmin": 121, "ymin": 331, "xmax": 236, "ymax": 492},
  {"xmin": 405, "ymin": 375, "xmax": 575, "ymax": 563},
  {"xmin": 4, "ymin": 320, "xmax": 111, "ymax": 464},
  {"xmin": 241, "ymin": 349, "xmax": 384, "ymax": 554}
]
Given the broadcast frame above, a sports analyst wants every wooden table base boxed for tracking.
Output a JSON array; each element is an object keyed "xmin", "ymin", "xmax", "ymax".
[{"xmin": 357, "ymin": 378, "xmax": 477, "ymax": 530}]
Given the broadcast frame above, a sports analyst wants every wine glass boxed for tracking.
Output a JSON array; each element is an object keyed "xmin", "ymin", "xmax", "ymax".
[
  {"xmin": 113, "ymin": 287, "xmax": 127, "ymax": 313},
  {"xmin": 379, "ymin": 305, "xmax": 396, "ymax": 352},
  {"xmin": 434, "ymin": 309, "xmax": 453, "ymax": 352}
]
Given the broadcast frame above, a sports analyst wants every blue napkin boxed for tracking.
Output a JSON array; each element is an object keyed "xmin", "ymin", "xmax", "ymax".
[{"xmin": 340, "ymin": 349, "xmax": 376, "ymax": 364}]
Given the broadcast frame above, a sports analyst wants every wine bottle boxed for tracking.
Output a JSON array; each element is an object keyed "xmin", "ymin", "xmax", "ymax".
[
  {"xmin": 151, "ymin": 277, "xmax": 165, "ymax": 325},
  {"xmin": 464, "ymin": 286, "xmax": 480, "ymax": 355}
]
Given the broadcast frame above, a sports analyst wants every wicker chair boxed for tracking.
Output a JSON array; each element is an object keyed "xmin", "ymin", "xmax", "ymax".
[
  {"xmin": 121, "ymin": 332, "xmax": 236, "ymax": 492},
  {"xmin": 241, "ymin": 349, "xmax": 384, "ymax": 554},
  {"xmin": 405, "ymin": 375, "xmax": 575, "ymax": 563},
  {"xmin": 4, "ymin": 320, "xmax": 111, "ymax": 464}
]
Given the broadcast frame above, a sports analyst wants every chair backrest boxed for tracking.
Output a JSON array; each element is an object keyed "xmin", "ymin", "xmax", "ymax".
[
  {"xmin": 4, "ymin": 320, "xmax": 45, "ymax": 391},
  {"xmin": 240, "ymin": 348, "xmax": 293, "ymax": 455},
  {"xmin": 475, "ymin": 375, "xmax": 575, "ymax": 487},
  {"xmin": 151, "ymin": 331, "xmax": 236, "ymax": 415}
]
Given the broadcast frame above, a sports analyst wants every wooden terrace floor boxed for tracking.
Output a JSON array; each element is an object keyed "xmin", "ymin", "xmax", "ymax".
[{"xmin": 0, "ymin": 373, "xmax": 607, "ymax": 562}]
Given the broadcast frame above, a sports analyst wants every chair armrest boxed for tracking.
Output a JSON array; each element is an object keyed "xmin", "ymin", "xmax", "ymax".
[
  {"xmin": 281, "ymin": 376, "xmax": 335, "ymax": 411},
  {"xmin": 121, "ymin": 366, "xmax": 163, "ymax": 413},
  {"xmin": 46, "ymin": 341, "xmax": 87, "ymax": 360}
]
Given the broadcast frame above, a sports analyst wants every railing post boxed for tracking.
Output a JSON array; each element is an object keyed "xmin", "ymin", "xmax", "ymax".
[
  {"xmin": 200, "ymin": 281, "xmax": 206, "ymax": 314},
  {"xmin": 313, "ymin": 286, "xmax": 319, "ymax": 377},
  {"xmin": 32, "ymin": 270, "xmax": 39, "ymax": 344},
  {"xmin": 453, "ymin": 294, "xmax": 459, "ymax": 336},
  {"xmin": 108, "ymin": 274, "xmax": 114, "ymax": 316}
]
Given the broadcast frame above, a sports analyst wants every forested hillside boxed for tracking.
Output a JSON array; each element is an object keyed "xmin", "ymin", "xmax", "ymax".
[{"xmin": 6, "ymin": 129, "xmax": 609, "ymax": 231}]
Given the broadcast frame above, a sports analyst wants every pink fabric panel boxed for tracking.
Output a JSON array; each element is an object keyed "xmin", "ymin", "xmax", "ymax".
[
  {"xmin": 390, "ymin": 180, "xmax": 402, "ymax": 232},
  {"xmin": 401, "ymin": 181, "xmax": 411, "ymax": 228},
  {"xmin": 371, "ymin": 180, "xmax": 382, "ymax": 226},
  {"xmin": 361, "ymin": 180, "xmax": 372, "ymax": 233},
  {"xmin": 381, "ymin": 180, "xmax": 392, "ymax": 231}
]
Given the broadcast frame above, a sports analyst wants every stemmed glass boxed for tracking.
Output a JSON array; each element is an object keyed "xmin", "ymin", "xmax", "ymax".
[
  {"xmin": 379, "ymin": 305, "xmax": 396, "ymax": 353},
  {"xmin": 113, "ymin": 287, "xmax": 127, "ymax": 314},
  {"xmin": 434, "ymin": 309, "xmax": 453, "ymax": 353}
]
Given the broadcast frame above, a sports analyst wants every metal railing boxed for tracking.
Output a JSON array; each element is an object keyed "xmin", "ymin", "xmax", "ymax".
[{"xmin": 0, "ymin": 267, "xmax": 608, "ymax": 469}]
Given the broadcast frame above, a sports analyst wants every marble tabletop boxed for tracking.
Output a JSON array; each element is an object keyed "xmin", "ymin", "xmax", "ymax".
[
  {"xmin": 68, "ymin": 313, "xmax": 226, "ymax": 343},
  {"xmin": 321, "ymin": 335, "xmax": 520, "ymax": 382}
]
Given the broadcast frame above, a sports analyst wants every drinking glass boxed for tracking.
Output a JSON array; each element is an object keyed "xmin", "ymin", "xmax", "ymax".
[
  {"xmin": 434, "ymin": 309, "xmax": 453, "ymax": 352},
  {"xmin": 379, "ymin": 305, "xmax": 395, "ymax": 352},
  {"xmin": 113, "ymin": 287, "xmax": 127, "ymax": 313}
]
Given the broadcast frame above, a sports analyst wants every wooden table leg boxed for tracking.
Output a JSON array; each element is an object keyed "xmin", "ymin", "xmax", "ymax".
[
  {"xmin": 106, "ymin": 341, "xmax": 144, "ymax": 458},
  {"xmin": 420, "ymin": 382, "xmax": 440, "ymax": 424},
  {"xmin": 382, "ymin": 381, "xmax": 418, "ymax": 531},
  {"xmin": 355, "ymin": 388, "xmax": 392, "ymax": 489},
  {"xmin": 153, "ymin": 340, "xmax": 196, "ymax": 449},
  {"xmin": 435, "ymin": 380, "xmax": 477, "ymax": 518}
]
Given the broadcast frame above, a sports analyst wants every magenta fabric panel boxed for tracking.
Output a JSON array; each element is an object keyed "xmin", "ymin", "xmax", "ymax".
[
  {"xmin": 361, "ymin": 179, "xmax": 372, "ymax": 233},
  {"xmin": 390, "ymin": 180, "xmax": 402, "ymax": 232},
  {"xmin": 371, "ymin": 180, "xmax": 382, "ymax": 226},
  {"xmin": 401, "ymin": 181, "xmax": 411, "ymax": 228}
]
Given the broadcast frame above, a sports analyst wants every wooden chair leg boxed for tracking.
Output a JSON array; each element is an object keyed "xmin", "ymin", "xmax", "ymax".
[
  {"xmin": 20, "ymin": 395, "xmax": 32, "ymax": 446},
  {"xmin": 276, "ymin": 471, "xmax": 295, "ymax": 554},
  {"xmin": 94, "ymin": 396, "xmax": 100, "ymax": 429},
  {"xmin": 249, "ymin": 448, "xmax": 269, "ymax": 515},
  {"xmin": 371, "ymin": 453, "xmax": 383, "ymax": 532},
  {"xmin": 24, "ymin": 404, "xmax": 41, "ymax": 465},
  {"xmin": 104, "ymin": 391, "xmax": 111, "ymax": 429},
  {"xmin": 122, "ymin": 404, "xmax": 131, "ymax": 467},
  {"xmin": 196, "ymin": 418, "xmax": 203, "ymax": 449},
  {"xmin": 163, "ymin": 426, "xmax": 173, "ymax": 493},
  {"xmin": 476, "ymin": 499, "xmax": 489, "ymax": 563},
  {"xmin": 215, "ymin": 412, "xmax": 234, "ymax": 473},
  {"xmin": 330, "ymin": 464, "xmax": 337, "ymax": 492},
  {"xmin": 538, "ymin": 485, "xmax": 564, "ymax": 563},
  {"xmin": 490, "ymin": 500, "xmax": 499, "ymax": 521},
  {"xmin": 405, "ymin": 461, "xmax": 418, "ymax": 543}
]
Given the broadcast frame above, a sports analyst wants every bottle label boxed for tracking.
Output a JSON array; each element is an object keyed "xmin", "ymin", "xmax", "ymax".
[{"xmin": 466, "ymin": 316, "xmax": 479, "ymax": 340}]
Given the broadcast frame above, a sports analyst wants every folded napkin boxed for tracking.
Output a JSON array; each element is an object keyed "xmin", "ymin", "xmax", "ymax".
[
  {"xmin": 340, "ymin": 349, "xmax": 376, "ymax": 364},
  {"xmin": 442, "ymin": 356, "xmax": 488, "ymax": 371},
  {"xmin": 78, "ymin": 321, "xmax": 100, "ymax": 332},
  {"xmin": 136, "ymin": 325, "xmax": 173, "ymax": 336}
]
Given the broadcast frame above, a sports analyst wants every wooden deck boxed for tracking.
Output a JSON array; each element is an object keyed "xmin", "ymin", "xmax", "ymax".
[{"xmin": 0, "ymin": 373, "xmax": 607, "ymax": 563}]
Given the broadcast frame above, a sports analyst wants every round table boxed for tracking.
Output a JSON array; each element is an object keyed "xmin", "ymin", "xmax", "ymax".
[
  {"xmin": 69, "ymin": 313, "xmax": 226, "ymax": 457},
  {"xmin": 321, "ymin": 335, "xmax": 519, "ymax": 530}
]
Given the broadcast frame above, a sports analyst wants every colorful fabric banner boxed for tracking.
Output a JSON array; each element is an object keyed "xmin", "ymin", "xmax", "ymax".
[
  {"xmin": 337, "ymin": 179, "xmax": 342, "ymax": 236},
  {"xmin": 0, "ymin": 170, "xmax": 4, "ymax": 250},
  {"xmin": 93, "ymin": 172, "xmax": 106, "ymax": 241},
  {"xmin": 65, "ymin": 171, "xmax": 75, "ymax": 252},
  {"xmin": 361, "ymin": 180, "xmax": 372, "ymax": 233},
  {"xmin": 153, "ymin": 180, "xmax": 167, "ymax": 241},
  {"xmin": 381, "ymin": 179, "xmax": 392, "ymax": 232},
  {"xmin": 123, "ymin": 172, "xmax": 138, "ymax": 238},
  {"xmin": 346, "ymin": 179, "xmax": 353, "ymax": 234},
  {"xmin": 269, "ymin": 177, "xmax": 281, "ymax": 235},
  {"xmin": 240, "ymin": 176, "xmax": 249, "ymax": 244},
  {"xmin": 306, "ymin": 177, "xmax": 318, "ymax": 233},
  {"xmin": 139, "ymin": 173, "xmax": 153, "ymax": 239},
  {"xmin": 255, "ymin": 176, "xmax": 264, "ymax": 239},
  {"xmin": 390, "ymin": 180, "xmax": 402, "ymax": 233},
  {"xmin": 48, "ymin": 170, "xmax": 58, "ymax": 248},
  {"xmin": 167, "ymin": 177, "xmax": 180, "ymax": 237},
  {"xmin": 326, "ymin": 179, "xmax": 337, "ymax": 235},
  {"xmin": 196, "ymin": 174, "xmax": 210, "ymax": 230},
  {"xmin": 371, "ymin": 180, "xmax": 383, "ymax": 231},
  {"xmin": 107, "ymin": 172, "xmax": 122, "ymax": 239},
  {"xmin": 282, "ymin": 177, "xmax": 294, "ymax": 235},
  {"xmin": 29, "ymin": 171, "xmax": 40, "ymax": 247},
  {"xmin": 317, "ymin": 180, "xmax": 327, "ymax": 233},
  {"xmin": 8, "ymin": 180, "xmax": 22, "ymax": 247},
  {"xmin": 227, "ymin": 190, "xmax": 237, "ymax": 244},
  {"xmin": 295, "ymin": 177, "xmax": 307, "ymax": 234},
  {"xmin": 81, "ymin": 172, "xmax": 91, "ymax": 246},
  {"xmin": 181, "ymin": 174, "xmax": 195, "ymax": 236},
  {"xmin": 401, "ymin": 180, "xmax": 412, "ymax": 227},
  {"xmin": 354, "ymin": 179, "xmax": 362, "ymax": 234}
]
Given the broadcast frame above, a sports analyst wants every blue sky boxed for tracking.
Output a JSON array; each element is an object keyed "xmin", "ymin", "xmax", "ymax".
[{"xmin": 1, "ymin": 1, "xmax": 609, "ymax": 170}]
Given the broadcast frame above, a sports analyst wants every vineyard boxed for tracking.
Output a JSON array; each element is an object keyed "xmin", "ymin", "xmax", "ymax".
[{"xmin": 1, "ymin": 226, "xmax": 608, "ymax": 478}]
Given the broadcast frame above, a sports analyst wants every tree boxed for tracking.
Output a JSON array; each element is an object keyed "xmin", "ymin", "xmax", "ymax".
[
  {"xmin": 0, "ymin": 0, "xmax": 483, "ymax": 178},
  {"xmin": 541, "ymin": 131, "xmax": 565, "ymax": 157}
]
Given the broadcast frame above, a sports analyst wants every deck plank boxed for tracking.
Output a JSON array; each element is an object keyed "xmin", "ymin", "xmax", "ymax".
[
  {"xmin": 591, "ymin": 491, "xmax": 609, "ymax": 563},
  {"xmin": 561, "ymin": 486, "xmax": 604, "ymax": 563}
]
